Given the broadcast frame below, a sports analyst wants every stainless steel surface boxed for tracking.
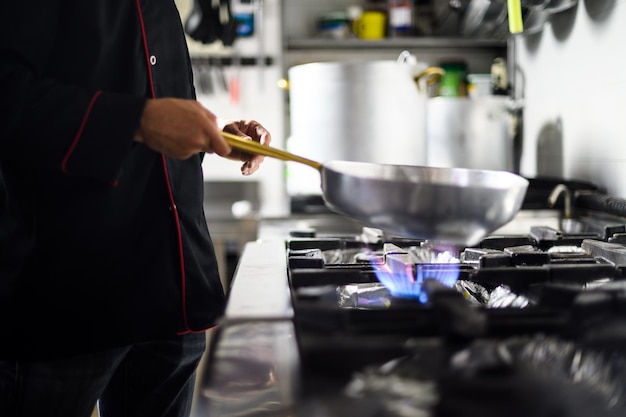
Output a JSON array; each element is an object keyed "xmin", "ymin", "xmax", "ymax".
[
  {"xmin": 321, "ymin": 160, "xmax": 529, "ymax": 246},
  {"xmin": 460, "ymin": 0, "xmax": 492, "ymax": 35},
  {"xmin": 286, "ymin": 59, "xmax": 432, "ymax": 196},
  {"xmin": 491, "ymin": 208, "xmax": 561, "ymax": 234},
  {"xmin": 548, "ymin": 183, "xmax": 573, "ymax": 218},
  {"xmin": 426, "ymin": 96, "xmax": 516, "ymax": 171},
  {"xmin": 258, "ymin": 213, "xmax": 366, "ymax": 240},
  {"xmin": 223, "ymin": 239, "xmax": 293, "ymax": 320},
  {"xmin": 196, "ymin": 240, "xmax": 299, "ymax": 417},
  {"xmin": 197, "ymin": 207, "xmax": 569, "ymax": 416},
  {"xmin": 455, "ymin": 0, "xmax": 509, "ymax": 39},
  {"xmin": 223, "ymin": 133, "xmax": 529, "ymax": 246},
  {"xmin": 536, "ymin": 119, "xmax": 564, "ymax": 177},
  {"xmin": 198, "ymin": 321, "xmax": 299, "ymax": 417}
]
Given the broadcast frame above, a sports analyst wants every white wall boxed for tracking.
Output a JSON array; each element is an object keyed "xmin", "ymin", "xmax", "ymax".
[
  {"xmin": 176, "ymin": 0, "xmax": 289, "ymax": 217},
  {"xmin": 515, "ymin": 0, "xmax": 626, "ymax": 197}
]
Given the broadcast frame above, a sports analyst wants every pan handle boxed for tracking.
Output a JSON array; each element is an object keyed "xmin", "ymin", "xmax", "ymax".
[
  {"xmin": 221, "ymin": 132, "xmax": 323, "ymax": 171},
  {"xmin": 413, "ymin": 67, "xmax": 445, "ymax": 90}
]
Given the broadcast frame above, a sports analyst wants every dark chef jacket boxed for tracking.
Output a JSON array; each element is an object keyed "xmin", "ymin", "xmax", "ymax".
[{"xmin": 0, "ymin": 0, "xmax": 226, "ymax": 359}]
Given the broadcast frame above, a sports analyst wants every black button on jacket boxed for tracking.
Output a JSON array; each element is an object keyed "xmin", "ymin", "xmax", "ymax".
[{"xmin": 0, "ymin": 0, "xmax": 226, "ymax": 359}]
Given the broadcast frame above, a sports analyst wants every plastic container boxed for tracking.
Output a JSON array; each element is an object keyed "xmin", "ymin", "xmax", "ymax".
[
  {"xmin": 438, "ymin": 61, "xmax": 468, "ymax": 97},
  {"xmin": 387, "ymin": 0, "xmax": 414, "ymax": 37},
  {"xmin": 467, "ymin": 74, "xmax": 492, "ymax": 98},
  {"xmin": 317, "ymin": 11, "xmax": 350, "ymax": 39}
]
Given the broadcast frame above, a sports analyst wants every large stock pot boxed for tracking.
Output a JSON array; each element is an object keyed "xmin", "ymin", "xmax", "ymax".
[{"xmin": 286, "ymin": 55, "xmax": 442, "ymax": 195}]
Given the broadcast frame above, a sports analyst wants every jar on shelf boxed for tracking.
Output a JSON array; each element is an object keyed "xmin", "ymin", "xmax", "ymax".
[
  {"xmin": 387, "ymin": 0, "xmax": 414, "ymax": 37},
  {"xmin": 438, "ymin": 60, "xmax": 468, "ymax": 97}
]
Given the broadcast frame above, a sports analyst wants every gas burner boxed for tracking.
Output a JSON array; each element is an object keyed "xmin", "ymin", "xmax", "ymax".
[{"xmin": 287, "ymin": 215, "xmax": 626, "ymax": 358}]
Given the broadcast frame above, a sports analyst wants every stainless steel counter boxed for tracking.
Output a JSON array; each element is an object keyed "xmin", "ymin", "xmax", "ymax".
[
  {"xmin": 195, "ymin": 238, "xmax": 299, "ymax": 417},
  {"xmin": 256, "ymin": 213, "xmax": 367, "ymax": 240},
  {"xmin": 198, "ymin": 215, "xmax": 362, "ymax": 417}
]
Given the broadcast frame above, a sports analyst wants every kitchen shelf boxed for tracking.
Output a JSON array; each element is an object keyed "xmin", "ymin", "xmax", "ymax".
[
  {"xmin": 286, "ymin": 37, "xmax": 507, "ymax": 51},
  {"xmin": 190, "ymin": 55, "xmax": 274, "ymax": 66}
]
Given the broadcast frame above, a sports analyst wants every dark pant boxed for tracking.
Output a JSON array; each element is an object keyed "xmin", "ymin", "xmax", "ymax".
[{"xmin": 0, "ymin": 332, "xmax": 206, "ymax": 417}]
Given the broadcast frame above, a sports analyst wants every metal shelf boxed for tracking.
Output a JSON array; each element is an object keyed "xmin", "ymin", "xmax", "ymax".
[{"xmin": 286, "ymin": 37, "xmax": 507, "ymax": 51}]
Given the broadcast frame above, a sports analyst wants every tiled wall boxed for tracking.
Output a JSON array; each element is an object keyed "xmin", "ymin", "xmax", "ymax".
[{"xmin": 515, "ymin": 0, "xmax": 626, "ymax": 197}]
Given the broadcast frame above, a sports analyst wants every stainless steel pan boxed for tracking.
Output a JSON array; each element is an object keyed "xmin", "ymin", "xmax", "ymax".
[{"xmin": 222, "ymin": 133, "xmax": 529, "ymax": 246}]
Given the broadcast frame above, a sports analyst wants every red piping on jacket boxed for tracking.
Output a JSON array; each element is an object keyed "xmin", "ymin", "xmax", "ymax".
[
  {"xmin": 134, "ymin": 0, "xmax": 191, "ymax": 332},
  {"xmin": 61, "ymin": 90, "xmax": 102, "ymax": 174}
]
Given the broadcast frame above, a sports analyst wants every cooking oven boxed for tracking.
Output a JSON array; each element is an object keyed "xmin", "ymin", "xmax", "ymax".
[{"xmin": 193, "ymin": 178, "xmax": 626, "ymax": 417}]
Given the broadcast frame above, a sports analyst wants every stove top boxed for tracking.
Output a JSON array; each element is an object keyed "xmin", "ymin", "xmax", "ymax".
[
  {"xmin": 199, "ymin": 182, "xmax": 626, "ymax": 417},
  {"xmin": 286, "ymin": 222, "xmax": 626, "ymax": 417}
]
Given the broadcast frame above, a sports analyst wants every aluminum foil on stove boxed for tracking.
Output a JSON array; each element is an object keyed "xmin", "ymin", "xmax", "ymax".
[
  {"xmin": 343, "ymin": 335, "xmax": 626, "ymax": 417},
  {"xmin": 321, "ymin": 242, "xmax": 460, "ymax": 266},
  {"xmin": 512, "ymin": 335, "xmax": 626, "ymax": 410},
  {"xmin": 345, "ymin": 356, "xmax": 438, "ymax": 417},
  {"xmin": 337, "ymin": 281, "xmax": 533, "ymax": 309},
  {"xmin": 486, "ymin": 285, "xmax": 531, "ymax": 308},
  {"xmin": 406, "ymin": 245, "xmax": 460, "ymax": 264},
  {"xmin": 446, "ymin": 335, "xmax": 626, "ymax": 415},
  {"xmin": 337, "ymin": 282, "xmax": 392, "ymax": 308},
  {"xmin": 455, "ymin": 280, "xmax": 532, "ymax": 308},
  {"xmin": 322, "ymin": 248, "xmax": 385, "ymax": 265},
  {"xmin": 454, "ymin": 280, "xmax": 490, "ymax": 305}
]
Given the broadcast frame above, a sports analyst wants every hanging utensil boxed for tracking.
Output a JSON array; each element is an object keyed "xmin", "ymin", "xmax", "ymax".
[{"xmin": 507, "ymin": 0, "xmax": 524, "ymax": 33}]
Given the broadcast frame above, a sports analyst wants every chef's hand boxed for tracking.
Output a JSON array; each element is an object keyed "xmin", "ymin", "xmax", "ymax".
[
  {"xmin": 219, "ymin": 119, "xmax": 271, "ymax": 175},
  {"xmin": 134, "ymin": 98, "xmax": 231, "ymax": 159}
]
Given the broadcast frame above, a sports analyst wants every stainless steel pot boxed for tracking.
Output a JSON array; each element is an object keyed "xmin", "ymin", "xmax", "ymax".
[
  {"xmin": 426, "ymin": 96, "xmax": 516, "ymax": 171},
  {"xmin": 222, "ymin": 133, "xmax": 529, "ymax": 246},
  {"xmin": 286, "ymin": 57, "xmax": 442, "ymax": 196}
]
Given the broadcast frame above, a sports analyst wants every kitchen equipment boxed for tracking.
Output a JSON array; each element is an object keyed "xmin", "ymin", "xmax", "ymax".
[
  {"xmin": 200, "ymin": 178, "xmax": 626, "ymax": 417},
  {"xmin": 491, "ymin": 56, "xmax": 508, "ymax": 95},
  {"xmin": 520, "ymin": 5, "xmax": 549, "ymax": 34},
  {"xmin": 352, "ymin": 10, "xmax": 387, "ymax": 39},
  {"xmin": 438, "ymin": 60, "xmax": 467, "ymax": 97},
  {"xmin": 523, "ymin": 0, "xmax": 550, "ymax": 7},
  {"xmin": 184, "ymin": 0, "xmax": 237, "ymax": 46},
  {"xmin": 286, "ymin": 56, "xmax": 442, "ymax": 197},
  {"xmin": 426, "ymin": 96, "xmax": 516, "ymax": 171},
  {"xmin": 460, "ymin": 0, "xmax": 509, "ymax": 38},
  {"xmin": 222, "ymin": 132, "xmax": 529, "ymax": 246},
  {"xmin": 387, "ymin": 0, "xmax": 414, "ymax": 37},
  {"xmin": 544, "ymin": 0, "xmax": 577, "ymax": 13},
  {"xmin": 317, "ymin": 11, "xmax": 350, "ymax": 39},
  {"xmin": 460, "ymin": 0, "xmax": 491, "ymax": 36},
  {"xmin": 467, "ymin": 73, "xmax": 492, "ymax": 97}
]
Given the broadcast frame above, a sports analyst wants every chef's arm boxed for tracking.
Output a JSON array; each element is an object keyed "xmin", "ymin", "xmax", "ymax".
[
  {"xmin": 133, "ymin": 98, "xmax": 231, "ymax": 160},
  {"xmin": 134, "ymin": 99, "xmax": 271, "ymax": 176}
]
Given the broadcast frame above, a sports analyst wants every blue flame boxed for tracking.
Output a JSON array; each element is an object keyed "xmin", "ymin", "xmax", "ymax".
[{"xmin": 374, "ymin": 262, "xmax": 460, "ymax": 303}]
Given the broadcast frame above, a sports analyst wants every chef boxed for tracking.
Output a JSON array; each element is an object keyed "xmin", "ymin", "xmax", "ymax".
[{"xmin": 0, "ymin": 1, "xmax": 270, "ymax": 416}]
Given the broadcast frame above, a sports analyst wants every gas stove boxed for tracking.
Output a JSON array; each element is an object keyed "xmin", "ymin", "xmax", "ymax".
[{"xmin": 195, "ymin": 180, "xmax": 626, "ymax": 417}]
